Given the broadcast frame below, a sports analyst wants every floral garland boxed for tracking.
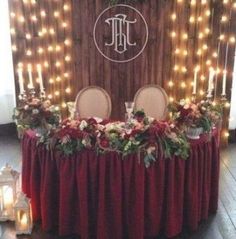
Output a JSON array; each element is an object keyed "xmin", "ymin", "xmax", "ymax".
[
  {"xmin": 38, "ymin": 111, "xmax": 190, "ymax": 168},
  {"xmin": 14, "ymin": 98, "xmax": 221, "ymax": 168}
]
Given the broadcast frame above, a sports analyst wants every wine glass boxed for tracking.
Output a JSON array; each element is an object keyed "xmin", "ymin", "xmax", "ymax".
[{"xmin": 125, "ymin": 101, "xmax": 134, "ymax": 122}]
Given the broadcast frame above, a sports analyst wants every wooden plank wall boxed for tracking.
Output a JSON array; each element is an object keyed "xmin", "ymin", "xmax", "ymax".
[{"xmin": 8, "ymin": 0, "xmax": 236, "ymax": 145}]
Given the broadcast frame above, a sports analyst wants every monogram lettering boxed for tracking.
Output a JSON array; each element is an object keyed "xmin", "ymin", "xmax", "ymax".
[{"xmin": 105, "ymin": 14, "xmax": 137, "ymax": 54}]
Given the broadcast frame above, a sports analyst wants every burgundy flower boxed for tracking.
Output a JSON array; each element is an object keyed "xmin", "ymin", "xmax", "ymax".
[{"xmin": 100, "ymin": 138, "xmax": 110, "ymax": 148}]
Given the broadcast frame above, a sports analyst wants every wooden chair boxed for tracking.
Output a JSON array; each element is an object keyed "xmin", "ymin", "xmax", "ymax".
[
  {"xmin": 75, "ymin": 86, "xmax": 112, "ymax": 119},
  {"xmin": 134, "ymin": 85, "xmax": 168, "ymax": 120}
]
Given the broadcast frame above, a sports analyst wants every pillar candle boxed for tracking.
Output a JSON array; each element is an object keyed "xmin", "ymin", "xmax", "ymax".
[
  {"xmin": 27, "ymin": 64, "xmax": 34, "ymax": 89},
  {"xmin": 37, "ymin": 64, "xmax": 44, "ymax": 91},
  {"xmin": 17, "ymin": 68, "xmax": 24, "ymax": 94},
  {"xmin": 192, "ymin": 66, "xmax": 199, "ymax": 95},
  {"xmin": 222, "ymin": 70, "xmax": 227, "ymax": 96},
  {"xmin": 207, "ymin": 68, "xmax": 215, "ymax": 98}
]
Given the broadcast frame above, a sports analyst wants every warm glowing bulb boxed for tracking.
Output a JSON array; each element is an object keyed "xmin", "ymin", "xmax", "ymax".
[
  {"xmin": 48, "ymin": 46, "xmax": 53, "ymax": 52},
  {"xmin": 18, "ymin": 16, "xmax": 25, "ymax": 23},
  {"xmin": 65, "ymin": 87, "xmax": 71, "ymax": 94},
  {"xmin": 173, "ymin": 65, "xmax": 179, "ymax": 71},
  {"xmin": 181, "ymin": 67, "xmax": 187, "ymax": 73},
  {"xmin": 12, "ymin": 45, "xmax": 17, "ymax": 51},
  {"xmin": 26, "ymin": 49, "xmax": 32, "ymax": 56},
  {"xmin": 219, "ymin": 34, "xmax": 225, "ymax": 41},
  {"xmin": 55, "ymin": 45, "xmax": 61, "ymax": 52},
  {"xmin": 191, "ymin": 0, "xmax": 196, "ymax": 5},
  {"xmin": 49, "ymin": 78, "xmax": 54, "ymax": 84},
  {"xmin": 54, "ymin": 11, "xmax": 60, "ymax": 18},
  {"xmin": 175, "ymin": 48, "xmax": 180, "ymax": 55},
  {"xmin": 169, "ymin": 97, "xmax": 174, "ymax": 102},
  {"xmin": 44, "ymin": 61, "xmax": 49, "ymax": 68},
  {"xmin": 10, "ymin": 28, "xmax": 16, "ymax": 35},
  {"xmin": 180, "ymin": 81, "xmax": 186, "ymax": 88},
  {"xmin": 26, "ymin": 33, "xmax": 31, "ymax": 40},
  {"xmin": 55, "ymin": 91, "xmax": 60, "ymax": 96},
  {"xmin": 221, "ymin": 15, "xmax": 228, "ymax": 22},
  {"xmin": 200, "ymin": 75, "xmax": 206, "ymax": 81},
  {"xmin": 224, "ymin": 132, "xmax": 229, "ymax": 138},
  {"xmin": 171, "ymin": 31, "xmax": 177, "ymax": 38},
  {"xmin": 64, "ymin": 72, "xmax": 69, "ymax": 78},
  {"xmin": 212, "ymin": 52, "xmax": 218, "ymax": 58},
  {"xmin": 168, "ymin": 81, "xmax": 174, "ymax": 87},
  {"xmin": 41, "ymin": 10, "xmax": 46, "ymax": 17},
  {"xmin": 223, "ymin": 0, "xmax": 229, "ymax": 4},
  {"xmin": 37, "ymin": 47, "xmax": 44, "ymax": 54},
  {"xmin": 198, "ymin": 16, "xmax": 203, "ymax": 22},
  {"xmin": 10, "ymin": 12, "xmax": 15, "ymax": 18},
  {"xmin": 49, "ymin": 28, "xmax": 55, "ymax": 35},
  {"xmin": 31, "ymin": 15, "xmax": 37, "ymax": 22},
  {"xmin": 55, "ymin": 61, "xmax": 61, "ymax": 67},
  {"xmin": 62, "ymin": 22, "xmax": 68, "ymax": 28},
  {"xmin": 229, "ymin": 36, "xmax": 236, "ymax": 44},
  {"xmin": 18, "ymin": 62, "xmax": 23, "ymax": 68},
  {"xmin": 199, "ymin": 89, "xmax": 204, "ymax": 96},
  {"xmin": 205, "ymin": 28, "xmax": 210, "ymax": 34},
  {"xmin": 182, "ymin": 33, "xmax": 188, "ymax": 40},
  {"xmin": 225, "ymin": 102, "xmax": 231, "ymax": 108},
  {"xmin": 48, "ymin": 94, "xmax": 53, "ymax": 99},
  {"xmin": 201, "ymin": 0, "xmax": 207, "ymax": 5},
  {"xmin": 62, "ymin": 102, "xmax": 67, "ymax": 108},
  {"xmin": 31, "ymin": 0, "xmax": 36, "ymax": 4},
  {"xmin": 65, "ymin": 55, "xmax": 71, "ymax": 62},
  {"xmin": 56, "ymin": 76, "xmax": 61, "ymax": 82},
  {"xmin": 183, "ymin": 50, "xmax": 188, "ymax": 56},
  {"xmin": 189, "ymin": 16, "xmax": 195, "ymax": 23},
  {"xmin": 63, "ymin": 4, "xmax": 70, "ymax": 11},
  {"xmin": 64, "ymin": 39, "xmax": 71, "ymax": 46},
  {"xmin": 171, "ymin": 13, "xmax": 176, "ymax": 21},
  {"xmin": 205, "ymin": 10, "xmax": 211, "ymax": 17},
  {"xmin": 206, "ymin": 59, "xmax": 212, "ymax": 66},
  {"xmin": 202, "ymin": 44, "xmax": 208, "ymax": 50},
  {"xmin": 199, "ymin": 32, "xmax": 204, "ymax": 39}
]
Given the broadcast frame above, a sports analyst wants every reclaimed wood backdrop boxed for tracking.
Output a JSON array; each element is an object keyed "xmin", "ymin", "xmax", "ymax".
[{"xmin": 8, "ymin": 0, "xmax": 236, "ymax": 145}]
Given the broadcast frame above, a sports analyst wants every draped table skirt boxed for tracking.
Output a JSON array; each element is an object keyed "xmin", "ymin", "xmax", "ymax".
[{"xmin": 21, "ymin": 129, "xmax": 220, "ymax": 239}]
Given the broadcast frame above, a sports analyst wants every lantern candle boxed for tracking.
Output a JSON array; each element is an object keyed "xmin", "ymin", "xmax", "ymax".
[
  {"xmin": 192, "ymin": 66, "xmax": 200, "ymax": 95},
  {"xmin": 14, "ymin": 193, "xmax": 33, "ymax": 235},
  {"xmin": 27, "ymin": 64, "xmax": 34, "ymax": 89},
  {"xmin": 3, "ymin": 186, "xmax": 14, "ymax": 216},
  {"xmin": 207, "ymin": 67, "xmax": 215, "ymax": 98},
  {"xmin": 17, "ymin": 68, "xmax": 24, "ymax": 94},
  {"xmin": 37, "ymin": 64, "xmax": 44, "ymax": 92}
]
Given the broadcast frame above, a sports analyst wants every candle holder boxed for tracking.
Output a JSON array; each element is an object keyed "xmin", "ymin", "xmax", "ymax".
[
  {"xmin": 39, "ymin": 90, "xmax": 46, "ymax": 100},
  {"xmin": 191, "ymin": 94, "xmax": 197, "ymax": 103},
  {"xmin": 18, "ymin": 92, "xmax": 27, "ymax": 102},
  {"xmin": 28, "ymin": 88, "xmax": 36, "ymax": 98}
]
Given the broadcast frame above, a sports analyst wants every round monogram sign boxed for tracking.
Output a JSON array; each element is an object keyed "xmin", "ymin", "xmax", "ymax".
[{"xmin": 93, "ymin": 4, "xmax": 149, "ymax": 63}]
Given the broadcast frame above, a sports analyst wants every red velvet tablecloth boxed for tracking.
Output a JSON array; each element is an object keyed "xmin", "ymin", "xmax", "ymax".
[{"xmin": 21, "ymin": 129, "xmax": 220, "ymax": 239}]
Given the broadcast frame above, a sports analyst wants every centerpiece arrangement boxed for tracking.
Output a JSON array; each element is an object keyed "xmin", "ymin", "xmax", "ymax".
[
  {"xmin": 168, "ymin": 99, "xmax": 223, "ymax": 139},
  {"xmin": 13, "ymin": 97, "xmax": 60, "ymax": 138}
]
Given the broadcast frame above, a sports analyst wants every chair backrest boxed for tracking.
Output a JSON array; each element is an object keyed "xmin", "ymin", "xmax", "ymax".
[
  {"xmin": 134, "ymin": 85, "xmax": 168, "ymax": 120},
  {"xmin": 75, "ymin": 86, "xmax": 112, "ymax": 119}
]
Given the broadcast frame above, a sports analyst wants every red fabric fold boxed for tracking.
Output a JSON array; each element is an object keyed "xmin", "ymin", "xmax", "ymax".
[{"xmin": 21, "ymin": 129, "xmax": 220, "ymax": 238}]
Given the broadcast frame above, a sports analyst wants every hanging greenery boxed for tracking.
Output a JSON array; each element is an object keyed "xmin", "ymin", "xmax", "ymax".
[{"xmin": 108, "ymin": 0, "xmax": 145, "ymax": 5}]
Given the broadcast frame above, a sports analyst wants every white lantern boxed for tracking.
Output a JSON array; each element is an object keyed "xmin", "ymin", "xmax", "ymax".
[
  {"xmin": 14, "ymin": 192, "xmax": 33, "ymax": 235},
  {"xmin": 0, "ymin": 164, "xmax": 20, "ymax": 221}
]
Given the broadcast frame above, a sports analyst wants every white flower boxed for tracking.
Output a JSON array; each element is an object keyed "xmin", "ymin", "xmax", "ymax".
[
  {"xmin": 32, "ymin": 109, "xmax": 39, "ymax": 114},
  {"xmin": 24, "ymin": 105, "xmax": 29, "ymax": 110},
  {"xmin": 179, "ymin": 99, "xmax": 186, "ymax": 106},
  {"xmin": 147, "ymin": 146, "xmax": 156, "ymax": 155},
  {"xmin": 79, "ymin": 120, "xmax": 88, "ymax": 130}
]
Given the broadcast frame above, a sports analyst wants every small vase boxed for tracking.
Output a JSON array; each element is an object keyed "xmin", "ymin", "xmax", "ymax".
[{"xmin": 186, "ymin": 127, "xmax": 203, "ymax": 140}]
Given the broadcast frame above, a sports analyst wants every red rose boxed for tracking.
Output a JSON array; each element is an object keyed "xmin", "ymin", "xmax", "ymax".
[{"xmin": 100, "ymin": 138, "xmax": 109, "ymax": 148}]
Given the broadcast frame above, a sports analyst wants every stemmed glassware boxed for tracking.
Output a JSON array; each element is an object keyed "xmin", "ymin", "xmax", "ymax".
[{"xmin": 125, "ymin": 101, "xmax": 134, "ymax": 123}]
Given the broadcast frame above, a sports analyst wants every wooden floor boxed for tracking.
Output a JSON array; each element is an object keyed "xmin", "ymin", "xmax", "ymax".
[{"xmin": 0, "ymin": 135, "xmax": 236, "ymax": 239}]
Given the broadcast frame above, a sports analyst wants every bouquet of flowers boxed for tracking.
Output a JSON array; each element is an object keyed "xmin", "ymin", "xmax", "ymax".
[
  {"xmin": 13, "ymin": 98, "xmax": 60, "ymax": 137},
  {"xmin": 169, "ymin": 99, "xmax": 212, "ymax": 133}
]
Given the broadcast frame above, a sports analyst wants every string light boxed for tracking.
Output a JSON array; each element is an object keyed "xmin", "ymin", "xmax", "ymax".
[{"xmin": 65, "ymin": 87, "xmax": 71, "ymax": 94}]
